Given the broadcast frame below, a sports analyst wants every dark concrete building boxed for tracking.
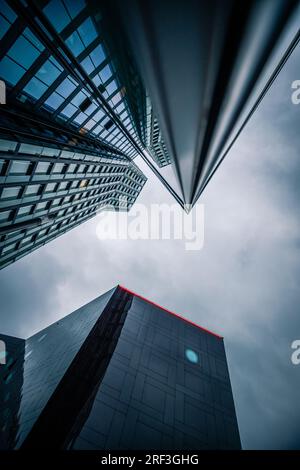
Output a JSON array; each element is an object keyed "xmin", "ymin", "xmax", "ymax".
[{"xmin": 0, "ymin": 285, "xmax": 241, "ymax": 450}]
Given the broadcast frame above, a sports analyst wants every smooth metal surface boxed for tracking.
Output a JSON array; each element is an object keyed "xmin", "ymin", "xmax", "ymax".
[{"xmin": 113, "ymin": 0, "xmax": 298, "ymax": 205}]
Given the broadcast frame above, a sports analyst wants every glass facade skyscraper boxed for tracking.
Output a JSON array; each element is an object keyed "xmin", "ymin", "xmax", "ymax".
[
  {"xmin": 0, "ymin": 285, "xmax": 241, "ymax": 450},
  {"xmin": 1, "ymin": 0, "xmax": 295, "ymax": 270},
  {"xmin": 0, "ymin": 0, "xmax": 151, "ymax": 269}
]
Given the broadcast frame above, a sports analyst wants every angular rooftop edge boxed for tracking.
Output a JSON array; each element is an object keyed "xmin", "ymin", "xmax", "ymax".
[{"xmin": 118, "ymin": 285, "xmax": 223, "ymax": 339}]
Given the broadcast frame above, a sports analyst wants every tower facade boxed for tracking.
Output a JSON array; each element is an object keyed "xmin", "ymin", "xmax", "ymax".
[{"xmin": 0, "ymin": 285, "xmax": 241, "ymax": 450}]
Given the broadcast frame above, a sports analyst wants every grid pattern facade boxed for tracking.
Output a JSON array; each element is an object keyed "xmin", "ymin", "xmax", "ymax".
[
  {"xmin": 0, "ymin": 133, "xmax": 145, "ymax": 269},
  {"xmin": 72, "ymin": 293, "xmax": 241, "ymax": 450},
  {"xmin": 0, "ymin": 286, "xmax": 241, "ymax": 450},
  {"xmin": 0, "ymin": 0, "xmax": 141, "ymax": 159},
  {"xmin": 145, "ymin": 96, "xmax": 171, "ymax": 167}
]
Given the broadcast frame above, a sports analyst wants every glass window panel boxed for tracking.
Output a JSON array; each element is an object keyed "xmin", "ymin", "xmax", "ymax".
[
  {"xmin": 115, "ymin": 102, "xmax": 125, "ymax": 113},
  {"xmin": 36, "ymin": 201, "xmax": 48, "ymax": 210},
  {"xmin": 0, "ymin": 15, "xmax": 10, "ymax": 40},
  {"xmin": 55, "ymin": 77, "xmax": 77, "ymax": 98},
  {"xmin": 77, "ymin": 17, "xmax": 97, "ymax": 47},
  {"xmin": 99, "ymin": 64, "xmax": 112, "ymax": 83},
  {"xmin": 44, "ymin": 92, "xmax": 65, "ymax": 110},
  {"xmin": 1, "ymin": 186, "xmax": 21, "ymax": 198},
  {"xmin": 25, "ymin": 184, "xmax": 40, "ymax": 196},
  {"xmin": 67, "ymin": 164, "xmax": 76, "ymax": 173},
  {"xmin": 0, "ymin": 210, "xmax": 11, "ymax": 222},
  {"xmin": 59, "ymin": 181, "xmax": 68, "ymax": 190},
  {"xmin": 43, "ymin": 0, "xmax": 70, "ymax": 32},
  {"xmin": 23, "ymin": 77, "xmax": 47, "ymax": 99},
  {"xmin": 80, "ymin": 56, "xmax": 95, "ymax": 74},
  {"xmin": 36, "ymin": 161, "xmax": 51, "ymax": 173},
  {"xmin": 71, "ymin": 91, "xmax": 86, "ymax": 107},
  {"xmin": 51, "ymin": 197, "xmax": 61, "ymax": 205},
  {"xmin": 23, "ymin": 28, "xmax": 45, "ymax": 52},
  {"xmin": 0, "ymin": 159, "xmax": 5, "ymax": 174},
  {"xmin": 90, "ymin": 44, "xmax": 105, "ymax": 67},
  {"xmin": 60, "ymin": 150, "xmax": 74, "ymax": 158},
  {"xmin": 18, "ymin": 205, "xmax": 32, "ymax": 216},
  {"xmin": 0, "ymin": 139, "xmax": 17, "ymax": 152},
  {"xmin": 85, "ymin": 102, "xmax": 97, "ymax": 114},
  {"xmin": 8, "ymin": 35, "xmax": 40, "ymax": 69},
  {"xmin": 41, "ymin": 147, "xmax": 60, "ymax": 157},
  {"xmin": 106, "ymin": 80, "xmax": 118, "ymax": 96},
  {"xmin": 92, "ymin": 125, "xmax": 102, "ymax": 135},
  {"xmin": 2, "ymin": 243, "xmax": 16, "ymax": 254},
  {"xmin": 0, "ymin": 1, "xmax": 17, "ymax": 23},
  {"xmin": 111, "ymin": 92, "xmax": 122, "ymax": 106},
  {"xmin": 19, "ymin": 143, "xmax": 42, "ymax": 155},
  {"xmin": 0, "ymin": 56, "xmax": 25, "ymax": 85},
  {"xmin": 84, "ymin": 119, "xmax": 96, "ymax": 130},
  {"xmin": 61, "ymin": 102, "xmax": 77, "ymax": 118},
  {"xmin": 10, "ymin": 160, "xmax": 31, "ymax": 174},
  {"xmin": 66, "ymin": 31, "xmax": 84, "ymax": 57},
  {"xmin": 64, "ymin": 0, "xmax": 85, "ymax": 18},
  {"xmin": 92, "ymin": 75, "xmax": 101, "ymax": 87},
  {"xmin": 53, "ymin": 162, "xmax": 65, "ymax": 173},
  {"xmin": 35, "ymin": 59, "xmax": 61, "ymax": 85},
  {"xmin": 73, "ymin": 112, "xmax": 87, "ymax": 124}
]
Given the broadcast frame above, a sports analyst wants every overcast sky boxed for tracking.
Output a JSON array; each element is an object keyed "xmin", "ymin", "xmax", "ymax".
[{"xmin": 1, "ymin": 17, "xmax": 300, "ymax": 450}]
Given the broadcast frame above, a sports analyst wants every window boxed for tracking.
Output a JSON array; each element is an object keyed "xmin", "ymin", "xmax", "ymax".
[
  {"xmin": 61, "ymin": 103, "xmax": 77, "ymax": 118},
  {"xmin": 66, "ymin": 31, "xmax": 84, "ymax": 56},
  {"xmin": 19, "ymin": 143, "xmax": 42, "ymax": 155},
  {"xmin": 23, "ymin": 77, "xmax": 48, "ymax": 99},
  {"xmin": 66, "ymin": 164, "xmax": 76, "ymax": 173},
  {"xmin": 25, "ymin": 184, "xmax": 41, "ymax": 196},
  {"xmin": 0, "ymin": 56, "xmax": 25, "ymax": 85},
  {"xmin": 52, "ymin": 162, "xmax": 65, "ymax": 173},
  {"xmin": 51, "ymin": 198, "xmax": 61, "ymax": 206},
  {"xmin": 77, "ymin": 17, "xmax": 97, "ymax": 47},
  {"xmin": 55, "ymin": 77, "xmax": 77, "ymax": 98},
  {"xmin": 0, "ymin": 210, "xmax": 12, "ymax": 222},
  {"xmin": 44, "ymin": 92, "xmax": 65, "ymax": 110},
  {"xmin": 79, "ymin": 97, "xmax": 93, "ymax": 112},
  {"xmin": 59, "ymin": 181, "xmax": 69, "ymax": 191},
  {"xmin": 35, "ymin": 58, "xmax": 62, "ymax": 85},
  {"xmin": 2, "ymin": 243, "xmax": 16, "ymax": 254},
  {"xmin": 0, "ymin": 139, "xmax": 17, "ymax": 152},
  {"xmin": 90, "ymin": 44, "xmax": 106, "ymax": 67},
  {"xmin": 36, "ymin": 161, "xmax": 51, "ymax": 174},
  {"xmin": 9, "ymin": 161, "xmax": 31, "ymax": 175},
  {"xmin": 36, "ymin": 201, "xmax": 48, "ymax": 211},
  {"xmin": 45, "ymin": 182, "xmax": 57, "ymax": 192},
  {"xmin": 41, "ymin": 147, "xmax": 60, "ymax": 157},
  {"xmin": 99, "ymin": 64, "xmax": 112, "ymax": 83},
  {"xmin": 18, "ymin": 205, "xmax": 32, "ymax": 216},
  {"xmin": 43, "ymin": 0, "xmax": 70, "ymax": 33},
  {"xmin": 1, "ymin": 186, "xmax": 21, "ymax": 199},
  {"xmin": 8, "ymin": 35, "xmax": 40, "ymax": 69},
  {"xmin": 79, "ymin": 179, "xmax": 88, "ymax": 188}
]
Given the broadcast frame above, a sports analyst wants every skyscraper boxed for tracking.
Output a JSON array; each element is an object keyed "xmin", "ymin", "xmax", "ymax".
[
  {"xmin": 0, "ymin": 285, "xmax": 241, "ymax": 450},
  {"xmin": 0, "ymin": 0, "xmax": 297, "ymax": 269},
  {"xmin": 0, "ymin": 106, "xmax": 146, "ymax": 269}
]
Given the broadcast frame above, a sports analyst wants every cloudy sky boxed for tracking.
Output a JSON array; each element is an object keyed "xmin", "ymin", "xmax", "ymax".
[{"xmin": 1, "ymin": 16, "xmax": 300, "ymax": 450}]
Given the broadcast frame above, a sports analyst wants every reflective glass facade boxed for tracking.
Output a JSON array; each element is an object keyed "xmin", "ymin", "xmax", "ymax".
[{"xmin": 0, "ymin": 286, "xmax": 241, "ymax": 450}]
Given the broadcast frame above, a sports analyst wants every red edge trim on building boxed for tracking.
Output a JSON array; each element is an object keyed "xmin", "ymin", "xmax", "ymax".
[{"xmin": 118, "ymin": 285, "xmax": 223, "ymax": 340}]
